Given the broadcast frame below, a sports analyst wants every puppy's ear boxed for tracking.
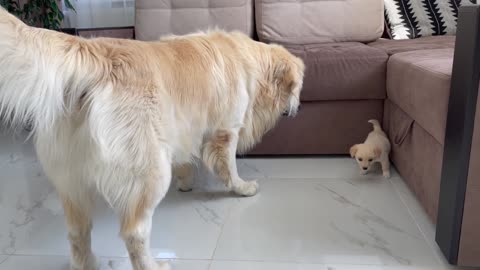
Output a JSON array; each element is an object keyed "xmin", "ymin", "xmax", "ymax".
[
  {"xmin": 350, "ymin": 145, "xmax": 358, "ymax": 158},
  {"xmin": 374, "ymin": 147, "xmax": 382, "ymax": 158}
]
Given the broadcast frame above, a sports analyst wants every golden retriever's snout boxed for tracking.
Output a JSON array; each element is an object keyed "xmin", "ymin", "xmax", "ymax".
[{"xmin": 283, "ymin": 103, "xmax": 301, "ymax": 117}]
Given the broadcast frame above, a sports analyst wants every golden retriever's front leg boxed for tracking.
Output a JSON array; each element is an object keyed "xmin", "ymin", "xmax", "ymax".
[{"xmin": 202, "ymin": 129, "xmax": 259, "ymax": 196}]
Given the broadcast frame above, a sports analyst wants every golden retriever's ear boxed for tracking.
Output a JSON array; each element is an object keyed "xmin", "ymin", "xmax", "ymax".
[
  {"xmin": 374, "ymin": 147, "xmax": 382, "ymax": 158},
  {"xmin": 271, "ymin": 46, "xmax": 303, "ymax": 90},
  {"xmin": 273, "ymin": 59, "xmax": 293, "ymax": 88},
  {"xmin": 350, "ymin": 145, "xmax": 358, "ymax": 158}
]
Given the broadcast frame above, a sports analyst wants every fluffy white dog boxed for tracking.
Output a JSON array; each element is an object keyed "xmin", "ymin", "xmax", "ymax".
[{"xmin": 0, "ymin": 8, "xmax": 304, "ymax": 270}]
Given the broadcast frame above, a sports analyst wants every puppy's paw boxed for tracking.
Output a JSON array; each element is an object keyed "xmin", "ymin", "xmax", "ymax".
[
  {"xmin": 360, "ymin": 170, "xmax": 368, "ymax": 175},
  {"xmin": 177, "ymin": 185, "xmax": 193, "ymax": 192},
  {"xmin": 234, "ymin": 180, "xmax": 259, "ymax": 197},
  {"xmin": 383, "ymin": 171, "xmax": 391, "ymax": 179},
  {"xmin": 176, "ymin": 178, "xmax": 194, "ymax": 192},
  {"xmin": 157, "ymin": 261, "xmax": 171, "ymax": 270}
]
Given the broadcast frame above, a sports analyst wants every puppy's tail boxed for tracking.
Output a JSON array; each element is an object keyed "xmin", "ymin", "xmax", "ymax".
[
  {"xmin": 0, "ymin": 8, "xmax": 102, "ymax": 132},
  {"xmin": 368, "ymin": 119, "xmax": 382, "ymax": 132}
]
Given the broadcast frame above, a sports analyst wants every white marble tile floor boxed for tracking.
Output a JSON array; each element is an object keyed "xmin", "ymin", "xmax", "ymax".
[{"xmin": 0, "ymin": 132, "xmax": 471, "ymax": 270}]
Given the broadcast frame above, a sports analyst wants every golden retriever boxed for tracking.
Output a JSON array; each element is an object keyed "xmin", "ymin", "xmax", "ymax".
[{"xmin": 0, "ymin": 7, "xmax": 304, "ymax": 270}]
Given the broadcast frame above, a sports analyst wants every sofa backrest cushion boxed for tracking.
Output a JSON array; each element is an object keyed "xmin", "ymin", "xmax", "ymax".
[
  {"xmin": 255, "ymin": 0, "xmax": 384, "ymax": 44},
  {"xmin": 135, "ymin": 0, "xmax": 254, "ymax": 41}
]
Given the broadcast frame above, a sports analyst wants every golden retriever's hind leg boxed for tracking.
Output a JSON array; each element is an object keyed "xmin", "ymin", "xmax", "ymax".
[
  {"xmin": 118, "ymin": 152, "xmax": 172, "ymax": 270},
  {"xmin": 60, "ymin": 191, "xmax": 99, "ymax": 270},
  {"xmin": 173, "ymin": 163, "xmax": 194, "ymax": 192},
  {"xmin": 202, "ymin": 129, "xmax": 259, "ymax": 197}
]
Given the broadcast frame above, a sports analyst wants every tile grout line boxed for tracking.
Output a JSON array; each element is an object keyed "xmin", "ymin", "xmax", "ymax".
[
  {"xmin": 207, "ymin": 259, "xmax": 214, "ymax": 270},
  {"xmin": 386, "ymin": 177, "xmax": 446, "ymax": 267},
  {"xmin": 252, "ymin": 176, "xmax": 403, "ymax": 181},
  {"xmin": 239, "ymin": 161, "xmax": 270, "ymax": 180},
  {"xmin": 0, "ymin": 254, "xmax": 433, "ymax": 269},
  {"xmin": 200, "ymin": 257, "xmax": 412, "ymax": 267},
  {"xmin": 207, "ymin": 195, "xmax": 237, "ymax": 270},
  {"xmin": 0, "ymin": 254, "xmax": 219, "ymax": 266},
  {"xmin": 0, "ymin": 255, "xmax": 10, "ymax": 265}
]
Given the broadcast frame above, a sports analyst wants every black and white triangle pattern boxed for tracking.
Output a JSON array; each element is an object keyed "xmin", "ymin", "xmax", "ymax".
[{"xmin": 384, "ymin": 0, "xmax": 477, "ymax": 40}]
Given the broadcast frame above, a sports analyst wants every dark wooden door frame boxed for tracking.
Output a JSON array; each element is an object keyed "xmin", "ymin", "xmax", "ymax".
[{"xmin": 436, "ymin": 5, "xmax": 480, "ymax": 265}]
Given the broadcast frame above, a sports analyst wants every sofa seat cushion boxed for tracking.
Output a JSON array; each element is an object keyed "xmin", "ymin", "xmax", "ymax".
[
  {"xmin": 250, "ymin": 100, "xmax": 384, "ymax": 154},
  {"xmin": 387, "ymin": 48, "xmax": 454, "ymax": 144},
  {"xmin": 286, "ymin": 42, "xmax": 388, "ymax": 101},
  {"xmin": 135, "ymin": 0, "xmax": 254, "ymax": 41},
  {"xmin": 369, "ymin": 36, "xmax": 455, "ymax": 55}
]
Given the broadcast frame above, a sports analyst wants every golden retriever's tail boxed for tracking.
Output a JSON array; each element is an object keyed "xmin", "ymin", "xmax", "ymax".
[
  {"xmin": 368, "ymin": 119, "xmax": 382, "ymax": 132},
  {"xmin": 0, "ymin": 7, "xmax": 99, "ymax": 132}
]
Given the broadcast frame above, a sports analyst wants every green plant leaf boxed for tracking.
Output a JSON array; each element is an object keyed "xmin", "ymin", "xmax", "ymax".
[
  {"xmin": 64, "ymin": 0, "xmax": 75, "ymax": 12},
  {"xmin": 0, "ymin": 0, "xmax": 9, "ymax": 8},
  {"xmin": 51, "ymin": 0, "xmax": 58, "ymax": 11},
  {"xmin": 2, "ymin": 0, "xmax": 71, "ymax": 29}
]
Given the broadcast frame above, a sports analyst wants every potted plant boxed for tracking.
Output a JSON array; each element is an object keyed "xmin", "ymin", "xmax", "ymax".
[{"xmin": 0, "ymin": 0, "xmax": 75, "ymax": 32}]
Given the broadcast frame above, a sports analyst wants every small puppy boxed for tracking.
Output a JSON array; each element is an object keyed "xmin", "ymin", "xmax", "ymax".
[{"xmin": 350, "ymin": 119, "xmax": 391, "ymax": 178}]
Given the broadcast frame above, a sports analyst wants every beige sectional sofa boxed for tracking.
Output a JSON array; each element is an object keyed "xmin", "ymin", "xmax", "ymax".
[{"xmin": 135, "ymin": 0, "xmax": 480, "ymax": 267}]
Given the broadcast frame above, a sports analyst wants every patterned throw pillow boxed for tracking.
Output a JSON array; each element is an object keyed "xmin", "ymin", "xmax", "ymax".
[{"xmin": 384, "ymin": 0, "xmax": 477, "ymax": 40}]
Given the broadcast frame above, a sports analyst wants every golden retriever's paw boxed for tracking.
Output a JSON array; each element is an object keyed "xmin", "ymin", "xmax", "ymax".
[
  {"xmin": 383, "ymin": 171, "xmax": 391, "ymax": 179},
  {"xmin": 71, "ymin": 255, "xmax": 100, "ymax": 270},
  {"xmin": 234, "ymin": 180, "xmax": 259, "ymax": 197}
]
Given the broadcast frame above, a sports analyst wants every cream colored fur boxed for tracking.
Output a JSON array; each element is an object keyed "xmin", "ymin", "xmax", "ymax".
[
  {"xmin": 0, "ymin": 8, "xmax": 304, "ymax": 270},
  {"xmin": 350, "ymin": 119, "xmax": 391, "ymax": 178}
]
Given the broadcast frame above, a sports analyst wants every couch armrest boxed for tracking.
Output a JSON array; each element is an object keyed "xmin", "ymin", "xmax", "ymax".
[{"xmin": 436, "ymin": 5, "xmax": 480, "ymax": 267}]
